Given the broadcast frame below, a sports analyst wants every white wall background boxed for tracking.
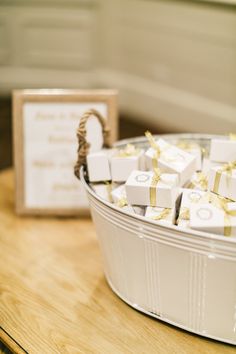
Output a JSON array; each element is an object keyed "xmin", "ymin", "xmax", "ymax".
[{"xmin": 0, "ymin": 0, "xmax": 236, "ymax": 133}]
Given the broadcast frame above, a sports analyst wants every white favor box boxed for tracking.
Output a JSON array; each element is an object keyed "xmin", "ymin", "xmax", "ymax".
[
  {"xmin": 208, "ymin": 166, "xmax": 236, "ymax": 201},
  {"xmin": 87, "ymin": 150, "xmax": 111, "ymax": 182},
  {"xmin": 210, "ymin": 138, "xmax": 236, "ymax": 162},
  {"xmin": 125, "ymin": 170, "xmax": 179, "ymax": 208},
  {"xmin": 145, "ymin": 138, "xmax": 196, "ymax": 186},
  {"xmin": 145, "ymin": 206, "xmax": 176, "ymax": 226},
  {"xmin": 82, "ymin": 134, "xmax": 236, "ymax": 345},
  {"xmin": 90, "ymin": 182, "xmax": 113, "ymax": 202},
  {"xmin": 178, "ymin": 188, "xmax": 206, "ymax": 228},
  {"xmin": 176, "ymin": 142, "xmax": 202, "ymax": 171},
  {"xmin": 111, "ymin": 147, "xmax": 144, "ymax": 182},
  {"xmin": 190, "ymin": 202, "xmax": 236, "ymax": 237}
]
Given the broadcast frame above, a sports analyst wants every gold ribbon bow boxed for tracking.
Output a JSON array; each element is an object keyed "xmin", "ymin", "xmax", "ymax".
[
  {"xmin": 116, "ymin": 144, "xmax": 140, "ymax": 158},
  {"xmin": 150, "ymin": 168, "xmax": 161, "ymax": 207},
  {"xmin": 189, "ymin": 172, "xmax": 208, "ymax": 191},
  {"xmin": 213, "ymin": 160, "xmax": 236, "ymax": 194},
  {"xmin": 145, "ymin": 131, "xmax": 161, "ymax": 169},
  {"xmin": 151, "ymin": 208, "xmax": 171, "ymax": 221},
  {"xmin": 210, "ymin": 195, "xmax": 236, "ymax": 236}
]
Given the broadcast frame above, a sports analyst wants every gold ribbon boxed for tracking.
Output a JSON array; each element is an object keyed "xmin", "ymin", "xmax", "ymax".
[
  {"xmin": 219, "ymin": 200, "xmax": 236, "ymax": 237},
  {"xmin": 201, "ymin": 147, "xmax": 207, "ymax": 157},
  {"xmin": 105, "ymin": 181, "xmax": 113, "ymax": 203},
  {"xmin": 189, "ymin": 172, "xmax": 208, "ymax": 191},
  {"xmin": 145, "ymin": 131, "xmax": 161, "ymax": 169},
  {"xmin": 116, "ymin": 197, "xmax": 128, "ymax": 208},
  {"xmin": 150, "ymin": 168, "xmax": 161, "ymax": 207},
  {"xmin": 213, "ymin": 161, "xmax": 236, "ymax": 194},
  {"xmin": 116, "ymin": 144, "xmax": 140, "ymax": 158},
  {"xmin": 210, "ymin": 195, "xmax": 236, "ymax": 236},
  {"xmin": 229, "ymin": 133, "xmax": 236, "ymax": 141},
  {"xmin": 178, "ymin": 207, "xmax": 190, "ymax": 221},
  {"xmin": 151, "ymin": 208, "xmax": 171, "ymax": 221},
  {"xmin": 145, "ymin": 131, "xmax": 184, "ymax": 167}
]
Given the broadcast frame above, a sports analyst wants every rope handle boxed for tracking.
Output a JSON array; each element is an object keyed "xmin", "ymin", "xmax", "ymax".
[{"xmin": 74, "ymin": 109, "xmax": 111, "ymax": 179}]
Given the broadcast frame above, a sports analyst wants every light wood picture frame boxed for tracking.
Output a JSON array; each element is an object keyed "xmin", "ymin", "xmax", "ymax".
[{"xmin": 13, "ymin": 89, "xmax": 118, "ymax": 215}]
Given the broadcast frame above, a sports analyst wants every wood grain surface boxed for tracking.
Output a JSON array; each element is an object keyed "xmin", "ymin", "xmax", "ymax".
[{"xmin": 0, "ymin": 169, "xmax": 235, "ymax": 354}]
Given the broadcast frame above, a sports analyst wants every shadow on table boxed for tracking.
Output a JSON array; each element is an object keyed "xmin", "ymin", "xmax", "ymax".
[{"xmin": 0, "ymin": 342, "xmax": 13, "ymax": 354}]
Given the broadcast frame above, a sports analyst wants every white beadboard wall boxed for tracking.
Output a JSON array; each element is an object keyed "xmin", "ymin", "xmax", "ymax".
[
  {"xmin": 0, "ymin": 1, "xmax": 96, "ymax": 90},
  {"xmin": 0, "ymin": 0, "xmax": 236, "ymax": 132},
  {"xmin": 97, "ymin": 0, "xmax": 236, "ymax": 133}
]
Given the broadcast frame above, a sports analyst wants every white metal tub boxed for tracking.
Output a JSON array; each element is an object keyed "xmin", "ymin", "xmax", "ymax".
[{"xmin": 81, "ymin": 134, "xmax": 236, "ymax": 345}]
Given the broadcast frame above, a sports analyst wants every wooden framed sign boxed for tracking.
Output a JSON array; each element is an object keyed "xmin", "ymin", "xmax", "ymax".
[{"xmin": 13, "ymin": 89, "xmax": 118, "ymax": 215}]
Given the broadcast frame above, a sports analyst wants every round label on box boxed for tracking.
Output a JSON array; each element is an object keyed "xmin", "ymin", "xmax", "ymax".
[
  {"xmin": 135, "ymin": 174, "xmax": 150, "ymax": 183},
  {"xmin": 196, "ymin": 207, "xmax": 213, "ymax": 221},
  {"xmin": 188, "ymin": 191, "xmax": 202, "ymax": 203}
]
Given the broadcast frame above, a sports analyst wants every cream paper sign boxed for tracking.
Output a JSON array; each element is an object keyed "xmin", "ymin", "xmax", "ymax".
[{"xmin": 23, "ymin": 102, "xmax": 107, "ymax": 209}]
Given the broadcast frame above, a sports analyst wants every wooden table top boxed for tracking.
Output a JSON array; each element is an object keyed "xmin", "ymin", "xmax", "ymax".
[{"xmin": 0, "ymin": 169, "xmax": 235, "ymax": 354}]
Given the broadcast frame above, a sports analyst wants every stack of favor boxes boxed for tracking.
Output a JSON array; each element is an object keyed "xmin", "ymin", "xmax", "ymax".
[{"xmin": 87, "ymin": 133, "xmax": 236, "ymax": 238}]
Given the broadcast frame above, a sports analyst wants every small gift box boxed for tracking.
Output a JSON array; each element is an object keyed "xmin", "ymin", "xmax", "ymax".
[
  {"xmin": 208, "ymin": 162, "xmax": 236, "ymax": 201},
  {"xmin": 111, "ymin": 184, "xmax": 145, "ymax": 215},
  {"xmin": 145, "ymin": 206, "xmax": 176, "ymax": 226},
  {"xmin": 176, "ymin": 141, "xmax": 202, "ymax": 171},
  {"xmin": 177, "ymin": 188, "xmax": 206, "ymax": 228},
  {"xmin": 111, "ymin": 144, "xmax": 144, "ymax": 182},
  {"xmin": 209, "ymin": 137, "xmax": 236, "ymax": 163},
  {"xmin": 87, "ymin": 149, "xmax": 111, "ymax": 182},
  {"xmin": 185, "ymin": 172, "xmax": 208, "ymax": 192},
  {"xmin": 125, "ymin": 169, "xmax": 179, "ymax": 208},
  {"xmin": 190, "ymin": 199, "xmax": 236, "ymax": 237},
  {"xmin": 90, "ymin": 182, "xmax": 113, "ymax": 202},
  {"xmin": 145, "ymin": 133, "xmax": 196, "ymax": 186}
]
